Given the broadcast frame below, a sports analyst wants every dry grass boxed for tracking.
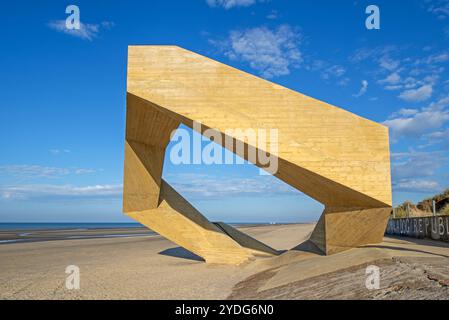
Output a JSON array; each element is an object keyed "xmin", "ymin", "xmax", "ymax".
[
  {"xmin": 440, "ymin": 204, "xmax": 449, "ymax": 216},
  {"xmin": 394, "ymin": 189, "xmax": 449, "ymax": 218},
  {"xmin": 417, "ymin": 189, "xmax": 449, "ymax": 212}
]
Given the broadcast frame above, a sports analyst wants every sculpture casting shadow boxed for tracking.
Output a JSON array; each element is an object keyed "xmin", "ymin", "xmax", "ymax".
[{"xmin": 159, "ymin": 247, "xmax": 205, "ymax": 262}]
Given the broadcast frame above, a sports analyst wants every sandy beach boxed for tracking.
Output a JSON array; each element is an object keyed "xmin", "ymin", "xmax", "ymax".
[{"xmin": 1, "ymin": 223, "xmax": 448, "ymax": 300}]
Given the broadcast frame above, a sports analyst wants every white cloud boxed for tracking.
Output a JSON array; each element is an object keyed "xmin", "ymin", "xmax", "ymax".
[
  {"xmin": 167, "ymin": 173, "xmax": 298, "ymax": 199},
  {"xmin": 266, "ymin": 10, "xmax": 279, "ymax": 20},
  {"xmin": 337, "ymin": 78, "xmax": 350, "ymax": 86},
  {"xmin": 398, "ymin": 84, "xmax": 433, "ymax": 102},
  {"xmin": 384, "ymin": 109, "xmax": 448, "ymax": 139},
  {"xmin": 393, "ymin": 179, "xmax": 441, "ymax": 193},
  {"xmin": 211, "ymin": 25, "xmax": 302, "ymax": 78},
  {"xmin": 384, "ymin": 96, "xmax": 449, "ymax": 139},
  {"xmin": 321, "ymin": 65, "xmax": 346, "ymax": 80},
  {"xmin": 427, "ymin": 0, "xmax": 449, "ymax": 19},
  {"xmin": 385, "ymin": 75, "xmax": 438, "ymax": 92},
  {"xmin": 378, "ymin": 72, "xmax": 401, "ymax": 85},
  {"xmin": 423, "ymin": 127, "xmax": 449, "ymax": 147},
  {"xmin": 385, "ymin": 85, "xmax": 403, "ymax": 91},
  {"xmin": 1, "ymin": 174, "xmax": 297, "ymax": 201},
  {"xmin": 0, "ymin": 165, "xmax": 96, "ymax": 179},
  {"xmin": 47, "ymin": 20, "xmax": 113, "ymax": 41},
  {"xmin": 379, "ymin": 55, "xmax": 400, "ymax": 71},
  {"xmin": 391, "ymin": 151, "xmax": 446, "ymax": 180},
  {"xmin": 384, "ymin": 77, "xmax": 422, "ymax": 91},
  {"xmin": 390, "ymin": 150, "xmax": 446, "ymax": 193},
  {"xmin": 425, "ymin": 52, "xmax": 449, "ymax": 64},
  {"xmin": 349, "ymin": 46, "xmax": 397, "ymax": 64},
  {"xmin": 100, "ymin": 21, "xmax": 115, "ymax": 30},
  {"xmin": 389, "ymin": 108, "xmax": 419, "ymax": 117},
  {"xmin": 0, "ymin": 184, "xmax": 122, "ymax": 200},
  {"xmin": 305, "ymin": 60, "xmax": 349, "ymax": 85},
  {"xmin": 350, "ymin": 46, "xmax": 445, "ymax": 101},
  {"xmin": 350, "ymin": 47, "xmax": 402, "ymax": 77},
  {"xmin": 74, "ymin": 168, "xmax": 97, "ymax": 175},
  {"xmin": 353, "ymin": 80, "xmax": 368, "ymax": 98},
  {"xmin": 425, "ymin": 128, "xmax": 449, "ymax": 139},
  {"xmin": 430, "ymin": 94, "xmax": 449, "ymax": 108},
  {"xmin": 206, "ymin": 0, "xmax": 257, "ymax": 9}
]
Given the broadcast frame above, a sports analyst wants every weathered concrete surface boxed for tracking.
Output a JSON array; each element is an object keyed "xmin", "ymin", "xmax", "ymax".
[{"xmin": 124, "ymin": 45, "xmax": 393, "ymax": 260}]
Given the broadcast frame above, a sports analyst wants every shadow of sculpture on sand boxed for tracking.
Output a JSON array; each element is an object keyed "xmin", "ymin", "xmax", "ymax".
[
  {"xmin": 290, "ymin": 240, "xmax": 325, "ymax": 255},
  {"xmin": 158, "ymin": 247, "xmax": 205, "ymax": 262},
  {"xmin": 384, "ymin": 235, "xmax": 449, "ymax": 249},
  {"xmin": 362, "ymin": 244, "xmax": 449, "ymax": 259}
]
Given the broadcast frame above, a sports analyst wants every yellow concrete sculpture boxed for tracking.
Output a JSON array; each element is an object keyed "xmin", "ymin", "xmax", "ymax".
[{"xmin": 123, "ymin": 45, "xmax": 392, "ymax": 264}]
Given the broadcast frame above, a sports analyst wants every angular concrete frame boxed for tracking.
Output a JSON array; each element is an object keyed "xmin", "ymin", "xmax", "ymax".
[{"xmin": 123, "ymin": 46, "xmax": 392, "ymax": 264}]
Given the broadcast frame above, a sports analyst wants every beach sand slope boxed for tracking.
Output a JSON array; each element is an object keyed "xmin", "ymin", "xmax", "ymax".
[{"xmin": 0, "ymin": 224, "xmax": 448, "ymax": 300}]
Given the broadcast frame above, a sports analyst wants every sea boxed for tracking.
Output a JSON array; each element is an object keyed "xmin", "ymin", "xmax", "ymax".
[
  {"xmin": 0, "ymin": 223, "xmax": 144, "ymax": 230},
  {"xmin": 0, "ymin": 222, "xmax": 278, "ymax": 231},
  {"xmin": 0, "ymin": 222, "xmax": 287, "ymax": 244}
]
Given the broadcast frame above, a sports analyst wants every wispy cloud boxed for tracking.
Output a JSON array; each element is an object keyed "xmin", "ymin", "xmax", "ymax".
[
  {"xmin": 47, "ymin": 20, "xmax": 114, "ymax": 41},
  {"xmin": 391, "ymin": 150, "xmax": 446, "ymax": 193},
  {"xmin": 206, "ymin": 0, "xmax": 257, "ymax": 9},
  {"xmin": 304, "ymin": 60, "xmax": 349, "ymax": 86},
  {"xmin": 379, "ymin": 54, "xmax": 400, "ymax": 71},
  {"xmin": 393, "ymin": 179, "xmax": 441, "ymax": 193},
  {"xmin": 353, "ymin": 80, "xmax": 368, "ymax": 98},
  {"xmin": 167, "ymin": 173, "xmax": 298, "ymax": 199},
  {"xmin": 0, "ymin": 165, "xmax": 96, "ymax": 179},
  {"xmin": 423, "ymin": 127, "xmax": 449, "ymax": 147},
  {"xmin": 424, "ymin": 52, "xmax": 449, "ymax": 64},
  {"xmin": 0, "ymin": 184, "xmax": 122, "ymax": 200},
  {"xmin": 74, "ymin": 168, "xmax": 97, "ymax": 175},
  {"xmin": 426, "ymin": 0, "xmax": 449, "ymax": 19},
  {"xmin": 266, "ymin": 10, "xmax": 279, "ymax": 20},
  {"xmin": 0, "ymin": 173, "xmax": 299, "ymax": 201},
  {"xmin": 321, "ymin": 65, "xmax": 346, "ymax": 80},
  {"xmin": 210, "ymin": 24, "xmax": 302, "ymax": 78},
  {"xmin": 349, "ymin": 45, "xmax": 397, "ymax": 66},
  {"xmin": 391, "ymin": 150, "xmax": 446, "ymax": 180},
  {"xmin": 350, "ymin": 45, "xmax": 445, "ymax": 102},
  {"xmin": 50, "ymin": 149, "xmax": 71, "ymax": 155}
]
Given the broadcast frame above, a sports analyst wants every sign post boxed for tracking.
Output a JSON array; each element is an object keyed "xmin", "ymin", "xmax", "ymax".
[{"xmin": 432, "ymin": 200, "xmax": 436, "ymax": 217}]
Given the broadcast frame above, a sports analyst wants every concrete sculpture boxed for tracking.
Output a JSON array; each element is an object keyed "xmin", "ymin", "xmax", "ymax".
[{"xmin": 123, "ymin": 45, "xmax": 392, "ymax": 264}]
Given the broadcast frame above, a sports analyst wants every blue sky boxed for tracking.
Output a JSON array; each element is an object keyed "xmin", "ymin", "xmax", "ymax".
[{"xmin": 0, "ymin": 0, "xmax": 448, "ymax": 223}]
